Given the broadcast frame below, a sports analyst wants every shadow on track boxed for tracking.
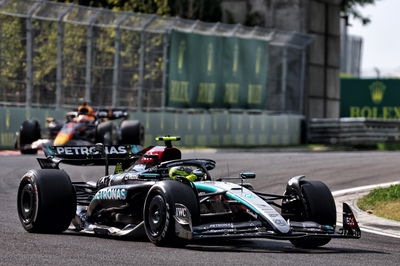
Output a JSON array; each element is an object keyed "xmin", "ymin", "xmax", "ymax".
[
  {"xmin": 62, "ymin": 230, "xmax": 385, "ymax": 254},
  {"xmin": 185, "ymin": 239, "xmax": 386, "ymax": 254}
]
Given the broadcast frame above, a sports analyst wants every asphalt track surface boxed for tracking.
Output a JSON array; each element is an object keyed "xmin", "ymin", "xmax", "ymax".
[{"xmin": 1, "ymin": 150, "xmax": 400, "ymax": 265}]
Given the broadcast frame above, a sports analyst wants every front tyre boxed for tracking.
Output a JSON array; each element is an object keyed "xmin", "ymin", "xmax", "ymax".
[
  {"xmin": 17, "ymin": 169, "xmax": 76, "ymax": 233},
  {"xmin": 284, "ymin": 180, "xmax": 336, "ymax": 248},
  {"xmin": 145, "ymin": 192, "xmax": 170, "ymax": 242},
  {"xmin": 143, "ymin": 180, "xmax": 199, "ymax": 246}
]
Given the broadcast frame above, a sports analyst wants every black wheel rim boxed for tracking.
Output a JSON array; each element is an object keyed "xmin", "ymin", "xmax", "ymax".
[
  {"xmin": 147, "ymin": 195, "xmax": 167, "ymax": 237},
  {"xmin": 19, "ymin": 183, "xmax": 36, "ymax": 223}
]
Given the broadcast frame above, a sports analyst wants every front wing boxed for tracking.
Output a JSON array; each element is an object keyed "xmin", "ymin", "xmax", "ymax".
[{"xmin": 179, "ymin": 203, "xmax": 361, "ymax": 241}]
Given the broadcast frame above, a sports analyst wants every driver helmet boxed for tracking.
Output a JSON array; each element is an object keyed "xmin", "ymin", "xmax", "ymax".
[
  {"xmin": 77, "ymin": 102, "xmax": 94, "ymax": 116},
  {"xmin": 169, "ymin": 166, "xmax": 201, "ymax": 182}
]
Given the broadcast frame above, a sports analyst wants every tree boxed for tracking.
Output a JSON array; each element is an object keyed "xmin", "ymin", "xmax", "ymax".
[
  {"xmin": 54, "ymin": 0, "xmax": 171, "ymax": 15},
  {"xmin": 341, "ymin": 0, "xmax": 381, "ymax": 25},
  {"xmin": 53, "ymin": 0, "xmax": 223, "ymax": 22}
]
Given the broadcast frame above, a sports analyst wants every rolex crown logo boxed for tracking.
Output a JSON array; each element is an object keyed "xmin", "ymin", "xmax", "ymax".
[{"xmin": 369, "ymin": 81, "xmax": 386, "ymax": 104}]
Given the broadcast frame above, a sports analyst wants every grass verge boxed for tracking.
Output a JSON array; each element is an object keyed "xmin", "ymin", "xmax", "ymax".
[{"xmin": 358, "ymin": 185, "xmax": 400, "ymax": 222}]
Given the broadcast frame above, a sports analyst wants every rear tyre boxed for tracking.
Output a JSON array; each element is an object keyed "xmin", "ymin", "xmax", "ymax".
[
  {"xmin": 19, "ymin": 120, "xmax": 41, "ymax": 154},
  {"xmin": 143, "ymin": 180, "xmax": 199, "ymax": 246},
  {"xmin": 17, "ymin": 169, "xmax": 76, "ymax": 233},
  {"xmin": 119, "ymin": 120, "xmax": 144, "ymax": 145},
  {"xmin": 96, "ymin": 121, "xmax": 117, "ymax": 145},
  {"xmin": 285, "ymin": 180, "xmax": 336, "ymax": 248}
]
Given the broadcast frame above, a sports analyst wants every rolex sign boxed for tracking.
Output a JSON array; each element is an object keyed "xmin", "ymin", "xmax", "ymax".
[{"xmin": 340, "ymin": 79, "xmax": 400, "ymax": 119}]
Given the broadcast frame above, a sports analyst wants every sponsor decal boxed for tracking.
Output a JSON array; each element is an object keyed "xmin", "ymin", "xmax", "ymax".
[
  {"xmin": 161, "ymin": 203, "xmax": 170, "ymax": 238},
  {"xmin": 274, "ymin": 219, "xmax": 287, "ymax": 226},
  {"xmin": 54, "ymin": 146, "xmax": 128, "ymax": 156},
  {"xmin": 176, "ymin": 207, "xmax": 188, "ymax": 218},
  {"xmin": 125, "ymin": 173, "xmax": 140, "ymax": 180},
  {"xmin": 208, "ymin": 223, "xmax": 234, "ymax": 229},
  {"xmin": 345, "ymin": 216, "xmax": 358, "ymax": 228},
  {"xmin": 369, "ymin": 81, "xmax": 386, "ymax": 104},
  {"xmin": 243, "ymin": 193, "xmax": 256, "ymax": 199},
  {"xmin": 92, "ymin": 188, "xmax": 127, "ymax": 201}
]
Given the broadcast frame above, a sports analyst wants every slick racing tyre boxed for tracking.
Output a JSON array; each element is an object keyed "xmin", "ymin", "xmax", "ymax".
[
  {"xmin": 143, "ymin": 180, "xmax": 199, "ymax": 246},
  {"xmin": 284, "ymin": 180, "xmax": 336, "ymax": 248},
  {"xmin": 18, "ymin": 120, "xmax": 41, "ymax": 154},
  {"xmin": 96, "ymin": 121, "xmax": 117, "ymax": 145},
  {"xmin": 17, "ymin": 169, "xmax": 76, "ymax": 233},
  {"xmin": 119, "ymin": 120, "xmax": 144, "ymax": 145}
]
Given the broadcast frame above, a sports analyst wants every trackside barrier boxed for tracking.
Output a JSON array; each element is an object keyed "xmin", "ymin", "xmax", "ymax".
[
  {"xmin": 308, "ymin": 118, "xmax": 400, "ymax": 144},
  {"xmin": 0, "ymin": 107, "xmax": 303, "ymax": 149}
]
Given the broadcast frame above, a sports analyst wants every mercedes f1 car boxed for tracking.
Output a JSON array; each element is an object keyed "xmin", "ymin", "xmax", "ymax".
[
  {"xmin": 15, "ymin": 108, "xmax": 144, "ymax": 154},
  {"xmin": 17, "ymin": 137, "xmax": 361, "ymax": 248}
]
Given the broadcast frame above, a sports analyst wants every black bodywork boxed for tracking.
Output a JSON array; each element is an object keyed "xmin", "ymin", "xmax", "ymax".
[{"xmin": 18, "ymin": 138, "xmax": 361, "ymax": 248}]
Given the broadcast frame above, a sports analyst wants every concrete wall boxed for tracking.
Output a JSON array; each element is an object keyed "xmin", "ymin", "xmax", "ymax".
[
  {"xmin": 307, "ymin": 0, "xmax": 341, "ymax": 118},
  {"xmin": 0, "ymin": 107, "xmax": 304, "ymax": 149},
  {"xmin": 221, "ymin": 0, "xmax": 342, "ymax": 118}
]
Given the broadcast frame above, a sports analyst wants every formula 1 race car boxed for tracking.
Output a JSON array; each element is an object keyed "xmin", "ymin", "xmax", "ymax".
[
  {"xmin": 15, "ymin": 107, "xmax": 144, "ymax": 154},
  {"xmin": 17, "ymin": 137, "xmax": 361, "ymax": 248}
]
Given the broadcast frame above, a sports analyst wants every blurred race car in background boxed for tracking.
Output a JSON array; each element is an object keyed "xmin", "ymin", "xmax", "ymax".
[
  {"xmin": 17, "ymin": 136, "xmax": 361, "ymax": 248},
  {"xmin": 15, "ymin": 106, "xmax": 144, "ymax": 154}
]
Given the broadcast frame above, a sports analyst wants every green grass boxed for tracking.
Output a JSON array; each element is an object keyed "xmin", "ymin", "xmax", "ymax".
[{"xmin": 358, "ymin": 185, "xmax": 400, "ymax": 221}]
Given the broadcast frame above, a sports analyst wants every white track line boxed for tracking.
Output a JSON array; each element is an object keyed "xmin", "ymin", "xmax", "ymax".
[
  {"xmin": 332, "ymin": 181, "xmax": 400, "ymax": 196},
  {"xmin": 336, "ymin": 222, "xmax": 400, "ymax": 239},
  {"xmin": 333, "ymin": 181, "xmax": 400, "ymax": 239}
]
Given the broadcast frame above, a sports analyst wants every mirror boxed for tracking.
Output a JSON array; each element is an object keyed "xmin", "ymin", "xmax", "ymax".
[{"xmin": 240, "ymin": 172, "xmax": 256, "ymax": 179}]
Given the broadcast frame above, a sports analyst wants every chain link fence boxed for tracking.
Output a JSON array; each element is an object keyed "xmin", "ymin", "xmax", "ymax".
[{"xmin": 0, "ymin": 0, "xmax": 313, "ymax": 113}]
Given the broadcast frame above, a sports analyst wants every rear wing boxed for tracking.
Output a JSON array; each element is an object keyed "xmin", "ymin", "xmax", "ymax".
[
  {"xmin": 39, "ymin": 145, "xmax": 142, "ymax": 168},
  {"xmin": 96, "ymin": 108, "xmax": 128, "ymax": 120}
]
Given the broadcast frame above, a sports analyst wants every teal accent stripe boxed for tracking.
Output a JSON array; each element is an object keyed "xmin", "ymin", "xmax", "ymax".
[
  {"xmin": 131, "ymin": 145, "xmax": 139, "ymax": 153},
  {"xmin": 194, "ymin": 183, "xmax": 260, "ymax": 214},
  {"xmin": 194, "ymin": 183, "xmax": 220, "ymax": 192},
  {"xmin": 43, "ymin": 146, "xmax": 54, "ymax": 156},
  {"xmin": 226, "ymin": 192, "xmax": 260, "ymax": 214}
]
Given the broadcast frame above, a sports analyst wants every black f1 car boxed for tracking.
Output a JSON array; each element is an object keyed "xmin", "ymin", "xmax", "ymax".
[
  {"xmin": 15, "ymin": 108, "xmax": 144, "ymax": 154},
  {"xmin": 17, "ymin": 137, "xmax": 361, "ymax": 248}
]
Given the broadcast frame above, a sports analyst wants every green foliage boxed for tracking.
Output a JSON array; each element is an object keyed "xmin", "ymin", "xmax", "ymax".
[
  {"xmin": 55, "ymin": 0, "xmax": 171, "ymax": 15},
  {"xmin": 358, "ymin": 185, "xmax": 400, "ymax": 209},
  {"xmin": 54, "ymin": 0, "xmax": 223, "ymax": 22},
  {"xmin": 341, "ymin": 0, "xmax": 381, "ymax": 25},
  {"xmin": 168, "ymin": 0, "xmax": 222, "ymax": 22},
  {"xmin": 0, "ymin": 15, "xmax": 26, "ymax": 103},
  {"xmin": 340, "ymin": 72, "xmax": 357, "ymax": 78},
  {"xmin": 377, "ymin": 142, "xmax": 400, "ymax": 150},
  {"xmin": 244, "ymin": 11, "xmax": 264, "ymax": 27}
]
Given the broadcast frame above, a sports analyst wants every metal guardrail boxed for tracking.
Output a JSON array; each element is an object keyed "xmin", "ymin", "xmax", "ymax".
[{"xmin": 308, "ymin": 118, "xmax": 400, "ymax": 144}]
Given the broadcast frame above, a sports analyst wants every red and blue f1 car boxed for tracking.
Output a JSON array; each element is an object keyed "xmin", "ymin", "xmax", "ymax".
[{"xmin": 17, "ymin": 137, "xmax": 361, "ymax": 248}]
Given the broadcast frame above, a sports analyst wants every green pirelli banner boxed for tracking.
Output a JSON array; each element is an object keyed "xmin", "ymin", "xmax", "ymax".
[
  {"xmin": 167, "ymin": 30, "xmax": 268, "ymax": 109},
  {"xmin": 341, "ymin": 78, "xmax": 400, "ymax": 119}
]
